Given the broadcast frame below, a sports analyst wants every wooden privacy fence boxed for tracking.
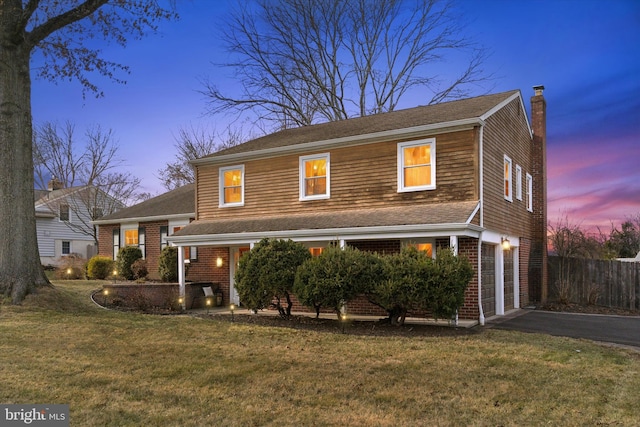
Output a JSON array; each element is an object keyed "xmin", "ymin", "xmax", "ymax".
[{"xmin": 548, "ymin": 256, "xmax": 640, "ymax": 310}]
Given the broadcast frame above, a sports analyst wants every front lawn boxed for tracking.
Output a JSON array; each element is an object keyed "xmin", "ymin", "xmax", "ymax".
[{"xmin": 0, "ymin": 281, "xmax": 638, "ymax": 426}]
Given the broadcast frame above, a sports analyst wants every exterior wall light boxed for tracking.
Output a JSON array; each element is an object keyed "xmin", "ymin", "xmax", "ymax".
[
  {"xmin": 216, "ymin": 257, "xmax": 223, "ymax": 268},
  {"xmin": 501, "ymin": 237, "xmax": 511, "ymax": 251}
]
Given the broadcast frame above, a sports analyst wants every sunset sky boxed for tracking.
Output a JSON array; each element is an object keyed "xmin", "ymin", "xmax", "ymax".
[{"xmin": 30, "ymin": 0, "xmax": 640, "ymax": 232}]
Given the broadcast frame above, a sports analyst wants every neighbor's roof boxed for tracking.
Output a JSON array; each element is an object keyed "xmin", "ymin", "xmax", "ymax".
[
  {"xmin": 94, "ymin": 184, "xmax": 195, "ymax": 224},
  {"xmin": 199, "ymin": 90, "xmax": 520, "ymax": 160},
  {"xmin": 170, "ymin": 200, "xmax": 480, "ymax": 242}
]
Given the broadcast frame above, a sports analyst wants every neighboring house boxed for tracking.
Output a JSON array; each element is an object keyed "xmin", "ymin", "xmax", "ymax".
[
  {"xmin": 94, "ymin": 184, "xmax": 219, "ymax": 281},
  {"xmin": 617, "ymin": 252, "xmax": 640, "ymax": 262},
  {"xmin": 35, "ymin": 178, "xmax": 125, "ymax": 266},
  {"xmin": 168, "ymin": 87, "xmax": 548, "ymax": 324}
]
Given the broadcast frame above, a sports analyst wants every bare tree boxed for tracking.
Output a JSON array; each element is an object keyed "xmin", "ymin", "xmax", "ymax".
[
  {"xmin": 0, "ymin": 1, "xmax": 176, "ymax": 304},
  {"xmin": 158, "ymin": 124, "xmax": 248, "ymax": 190},
  {"xmin": 203, "ymin": 0, "xmax": 490, "ymax": 129},
  {"xmin": 33, "ymin": 121, "xmax": 142, "ymax": 243}
]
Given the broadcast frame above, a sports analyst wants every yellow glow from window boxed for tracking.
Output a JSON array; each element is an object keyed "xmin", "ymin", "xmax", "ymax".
[
  {"xmin": 309, "ymin": 247, "xmax": 324, "ymax": 257},
  {"xmin": 410, "ymin": 243, "xmax": 433, "ymax": 257},
  {"xmin": 403, "ymin": 145, "xmax": 431, "ymax": 187},
  {"xmin": 223, "ymin": 169, "xmax": 242, "ymax": 203},
  {"xmin": 124, "ymin": 229, "xmax": 138, "ymax": 246},
  {"xmin": 304, "ymin": 158, "xmax": 327, "ymax": 196},
  {"xmin": 504, "ymin": 161, "xmax": 511, "ymax": 197}
]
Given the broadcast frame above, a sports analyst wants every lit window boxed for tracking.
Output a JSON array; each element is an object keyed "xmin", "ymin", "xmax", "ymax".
[
  {"xmin": 526, "ymin": 173, "xmax": 533, "ymax": 212},
  {"xmin": 59, "ymin": 204, "xmax": 69, "ymax": 221},
  {"xmin": 219, "ymin": 165, "xmax": 244, "ymax": 207},
  {"xmin": 504, "ymin": 155, "xmax": 513, "ymax": 202},
  {"xmin": 124, "ymin": 229, "xmax": 138, "ymax": 246},
  {"xmin": 409, "ymin": 243, "xmax": 433, "ymax": 257},
  {"xmin": 309, "ymin": 247, "xmax": 324, "ymax": 257},
  {"xmin": 398, "ymin": 139, "xmax": 436, "ymax": 192},
  {"xmin": 300, "ymin": 153, "xmax": 330, "ymax": 200},
  {"xmin": 515, "ymin": 165, "xmax": 522, "ymax": 201}
]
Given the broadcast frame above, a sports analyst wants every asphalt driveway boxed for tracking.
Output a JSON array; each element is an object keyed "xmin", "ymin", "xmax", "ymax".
[{"xmin": 489, "ymin": 310, "xmax": 640, "ymax": 349}]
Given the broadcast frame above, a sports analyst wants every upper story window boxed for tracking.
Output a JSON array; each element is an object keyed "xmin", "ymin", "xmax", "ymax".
[
  {"xmin": 398, "ymin": 139, "xmax": 436, "ymax": 192},
  {"xmin": 219, "ymin": 165, "xmax": 244, "ymax": 207},
  {"xmin": 515, "ymin": 165, "xmax": 522, "ymax": 201},
  {"xmin": 526, "ymin": 173, "xmax": 533, "ymax": 212},
  {"xmin": 300, "ymin": 153, "xmax": 330, "ymax": 200},
  {"xmin": 504, "ymin": 155, "xmax": 513, "ymax": 202},
  {"xmin": 59, "ymin": 204, "xmax": 70, "ymax": 221}
]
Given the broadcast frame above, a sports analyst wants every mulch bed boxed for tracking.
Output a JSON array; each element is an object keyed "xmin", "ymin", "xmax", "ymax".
[{"xmin": 199, "ymin": 312, "xmax": 482, "ymax": 338}]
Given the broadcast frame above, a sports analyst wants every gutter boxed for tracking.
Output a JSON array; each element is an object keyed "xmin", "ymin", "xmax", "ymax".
[
  {"xmin": 92, "ymin": 212, "xmax": 195, "ymax": 226},
  {"xmin": 478, "ymin": 124, "xmax": 485, "ymax": 326}
]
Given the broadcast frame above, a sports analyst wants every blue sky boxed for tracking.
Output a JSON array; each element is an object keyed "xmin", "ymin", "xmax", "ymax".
[{"xmin": 30, "ymin": 0, "xmax": 640, "ymax": 231}]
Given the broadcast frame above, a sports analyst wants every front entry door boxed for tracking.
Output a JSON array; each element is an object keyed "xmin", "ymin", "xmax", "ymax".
[{"xmin": 229, "ymin": 246, "xmax": 250, "ymax": 305}]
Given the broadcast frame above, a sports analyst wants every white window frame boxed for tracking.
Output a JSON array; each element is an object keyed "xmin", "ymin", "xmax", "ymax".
[
  {"xmin": 59, "ymin": 204, "xmax": 70, "ymax": 222},
  {"xmin": 526, "ymin": 173, "xmax": 533, "ymax": 212},
  {"xmin": 504, "ymin": 155, "xmax": 513, "ymax": 202},
  {"xmin": 397, "ymin": 138, "xmax": 436, "ymax": 192},
  {"xmin": 299, "ymin": 153, "xmax": 330, "ymax": 201},
  {"xmin": 219, "ymin": 165, "xmax": 245, "ymax": 208},
  {"xmin": 515, "ymin": 165, "xmax": 522, "ymax": 201},
  {"xmin": 62, "ymin": 240, "xmax": 71, "ymax": 255}
]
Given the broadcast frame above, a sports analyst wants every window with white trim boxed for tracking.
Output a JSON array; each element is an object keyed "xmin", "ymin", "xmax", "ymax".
[
  {"xmin": 398, "ymin": 138, "xmax": 436, "ymax": 192},
  {"xmin": 62, "ymin": 241, "xmax": 71, "ymax": 255},
  {"xmin": 504, "ymin": 155, "xmax": 513, "ymax": 202},
  {"xmin": 219, "ymin": 165, "xmax": 244, "ymax": 207},
  {"xmin": 300, "ymin": 153, "xmax": 330, "ymax": 200},
  {"xmin": 515, "ymin": 165, "xmax": 522, "ymax": 201},
  {"xmin": 526, "ymin": 173, "xmax": 533, "ymax": 212}
]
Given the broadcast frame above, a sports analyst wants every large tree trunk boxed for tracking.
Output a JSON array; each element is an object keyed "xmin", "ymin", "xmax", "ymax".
[{"xmin": 0, "ymin": 34, "xmax": 50, "ymax": 303}]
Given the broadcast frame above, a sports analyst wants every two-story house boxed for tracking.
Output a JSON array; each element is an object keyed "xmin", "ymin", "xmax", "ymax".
[
  {"xmin": 168, "ymin": 87, "xmax": 548, "ymax": 324},
  {"xmin": 35, "ymin": 178, "xmax": 125, "ymax": 266}
]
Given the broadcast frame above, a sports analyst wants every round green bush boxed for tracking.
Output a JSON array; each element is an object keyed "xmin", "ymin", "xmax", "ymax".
[
  {"xmin": 116, "ymin": 246, "xmax": 143, "ymax": 280},
  {"xmin": 87, "ymin": 255, "xmax": 115, "ymax": 280},
  {"xmin": 158, "ymin": 246, "xmax": 178, "ymax": 282}
]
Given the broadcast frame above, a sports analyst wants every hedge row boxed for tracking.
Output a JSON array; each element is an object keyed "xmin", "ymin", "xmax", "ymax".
[{"xmin": 235, "ymin": 238, "xmax": 474, "ymax": 325}]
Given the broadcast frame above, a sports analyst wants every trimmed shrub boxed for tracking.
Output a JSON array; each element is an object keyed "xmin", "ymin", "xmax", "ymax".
[
  {"xmin": 131, "ymin": 259, "xmax": 148, "ymax": 281},
  {"xmin": 294, "ymin": 245, "xmax": 384, "ymax": 318},
  {"xmin": 116, "ymin": 246, "xmax": 143, "ymax": 281},
  {"xmin": 158, "ymin": 246, "xmax": 178, "ymax": 282},
  {"xmin": 367, "ymin": 246, "xmax": 433, "ymax": 325},
  {"xmin": 87, "ymin": 255, "xmax": 115, "ymax": 280},
  {"xmin": 422, "ymin": 248, "xmax": 474, "ymax": 320},
  {"xmin": 235, "ymin": 238, "xmax": 311, "ymax": 316}
]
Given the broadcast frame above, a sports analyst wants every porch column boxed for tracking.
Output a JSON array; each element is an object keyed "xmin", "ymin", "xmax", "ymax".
[
  {"xmin": 178, "ymin": 245, "xmax": 185, "ymax": 310},
  {"xmin": 513, "ymin": 246, "xmax": 520, "ymax": 309},
  {"xmin": 450, "ymin": 236, "xmax": 458, "ymax": 255}
]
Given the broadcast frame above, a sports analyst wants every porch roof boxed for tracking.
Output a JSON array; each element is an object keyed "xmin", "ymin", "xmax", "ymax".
[{"xmin": 168, "ymin": 201, "xmax": 481, "ymax": 245}]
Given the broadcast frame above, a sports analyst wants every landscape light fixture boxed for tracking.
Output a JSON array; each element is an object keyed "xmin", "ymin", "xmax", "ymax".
[
  {"xmin": 501, "ymin": 237, "xmax": 511, "ymax": 251},
  {"xmin": 102, "ymin": 288, "xmax": 109, "ymax": 306},
  {"xmin": 112, "ymin": 269, "xmax": 117, "ymax": 284},
  {"xmin": 206, "ymin": 297, "xmax": 212, "ymax": 314},
  {"xmin": 66, "ymin": 268, "xmax": 72, "ymax": 279},
  {"xmin": 230, "ymin": 303, "xmax": 236, "ymax": 322}
]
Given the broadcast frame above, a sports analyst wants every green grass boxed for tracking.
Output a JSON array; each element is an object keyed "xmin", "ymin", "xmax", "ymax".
[{"xmin": 1, "ymin": 281, "xmax": 639, "ymax": 426}]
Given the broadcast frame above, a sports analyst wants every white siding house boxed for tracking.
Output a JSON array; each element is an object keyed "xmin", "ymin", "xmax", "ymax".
[{"xmin": 35, "ymin": 181, "xmax": 125, "ymax": 266}]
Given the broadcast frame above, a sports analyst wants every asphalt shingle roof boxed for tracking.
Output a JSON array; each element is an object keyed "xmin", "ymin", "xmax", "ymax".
[
  {"xmin": 172, "ymin": 201, "xmax": 479, "ymax": 237},
  {"xmin": 96, "ymin": 184, "xmax": 195, "ymax": 222},
  {"xmin": 206, "ymin": 90, "xmax": 519, "ymax": 158}
]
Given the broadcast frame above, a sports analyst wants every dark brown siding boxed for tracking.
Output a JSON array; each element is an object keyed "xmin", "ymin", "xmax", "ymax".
[
  {"xmin": 196, "ymin": 129, "xmax": 480, "ymax": 220},
  {"xmin": 482, "ymin": 98, "xmax": 534, "ymax": 235}
]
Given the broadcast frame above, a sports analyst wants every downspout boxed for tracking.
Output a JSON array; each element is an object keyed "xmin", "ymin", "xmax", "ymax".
[{"xmin": 478, "ymin": 125, "xmax": 485, "ymax": 326}]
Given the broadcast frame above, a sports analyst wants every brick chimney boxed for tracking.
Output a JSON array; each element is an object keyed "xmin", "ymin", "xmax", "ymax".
[
  {"xmin": 47, "ymin": 177, "xmax": 64, "ymax": 191},
  {"xmin": 529, "ymin": 85, "xmax": 548, "ymax": 303}
]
